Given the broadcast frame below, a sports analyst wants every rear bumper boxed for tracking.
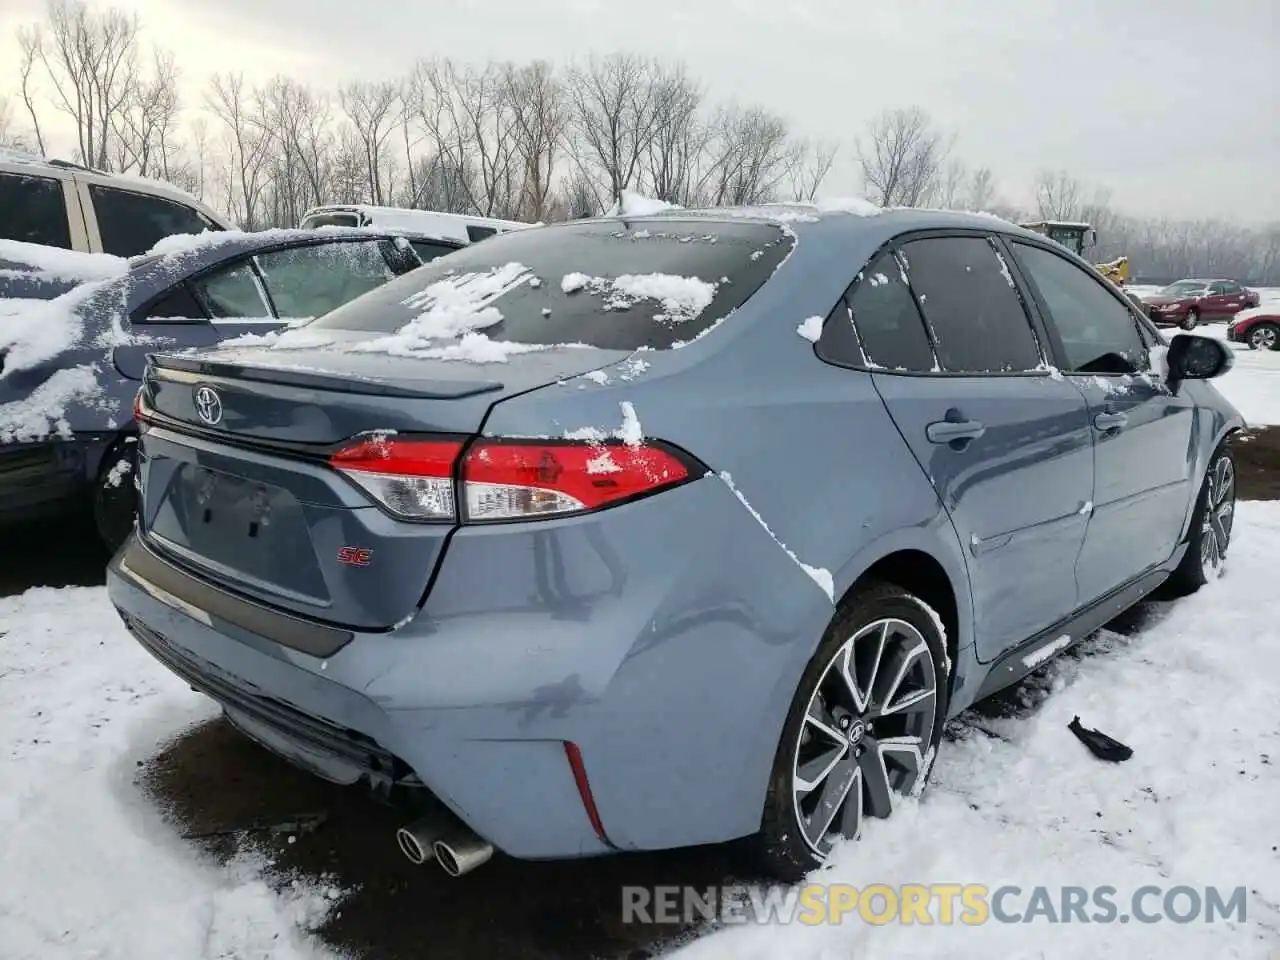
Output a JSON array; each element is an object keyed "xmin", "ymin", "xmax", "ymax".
[{"xmin": 107, "ymin": 474, "xmax": 833, "ymax": 859}]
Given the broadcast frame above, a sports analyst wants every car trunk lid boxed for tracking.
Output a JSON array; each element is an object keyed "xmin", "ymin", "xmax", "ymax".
[{"xmin": 137, "ymin": 342, "xmax": 622, "ymax": 633}]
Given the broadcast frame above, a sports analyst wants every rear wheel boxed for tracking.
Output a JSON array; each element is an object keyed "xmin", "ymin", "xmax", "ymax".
[
  {"xmin": 1180, "ymin": 307, "xmax": 1199, "ymax": 330},
  {"xmin": 758, "ymin": 581, "xmax": 947, "ymax": 880},
  {"xmin": 1247, "ymin": 322, "xmax": 1279, "ymax": 351},
  {"xmin": 93, "ymin": 439, "xmax": 138, "ymax": 554},
  {"xmin": 1164, "ymin": 443, "xmax": 1235, "ymax": 597}
]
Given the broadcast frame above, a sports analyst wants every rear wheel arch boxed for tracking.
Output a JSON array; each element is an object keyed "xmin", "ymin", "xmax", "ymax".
[
  {"xmin": 92, "ymin": 429, "xmax": 139, "ymax": 552},
  {"xmin": 846, "ymin": 549, "xmax": 961, "ymax": 696}
]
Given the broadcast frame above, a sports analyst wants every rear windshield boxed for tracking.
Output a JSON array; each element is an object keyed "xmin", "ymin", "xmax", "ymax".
[
  {"xmin": 302, "ymin": 212, "xmax": 361, "ymax": 228},
  {"xmin": 307, "ymin": 219, "xmax": 795, "ymax": 350}
]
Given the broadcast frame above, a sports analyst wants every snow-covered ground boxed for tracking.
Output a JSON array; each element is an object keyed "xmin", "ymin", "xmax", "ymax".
[
  {"xmin": 677, "ymin": 509, "xmax": 1280, "ymax": 959},
  {"xmin": 3, "ymin": 506, "xmax": 1279, "ymax": 958},
  {"xmin": 0, "ymin": 588, "xmax": 344, "ymax": 960}
]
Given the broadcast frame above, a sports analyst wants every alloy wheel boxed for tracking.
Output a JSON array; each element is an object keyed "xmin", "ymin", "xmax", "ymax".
[
  {"xmin": 1200, "ymin": 455, "xmax": 1236, "ymax": 574},
  {"xmin": 791, "ymin": 617, "xmax": 937, "ymax": 857},
  {"xmin": 1249, "ymin": 326, "xmax": 1278, "ymax": 350}
]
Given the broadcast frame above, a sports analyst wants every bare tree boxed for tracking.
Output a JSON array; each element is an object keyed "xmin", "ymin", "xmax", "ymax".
[
  {"xmin": 565, "ymin": 54, "xmax": 664, "ymax": 208},
  {"xmin": 504, "ymin": 60, "xmax": 567, "ymax": 220},
  {"xmin": 254, "ymin": 76, "xmax": 334, "ymax": 224},
  {"xmin": 699, "ymin": 105, "xmax": 793, "ymax": 206},
  {"xmin": 110, "ymin": 47, "xmax": 181, "ymax": 177},
  {"xmin": 339, "ymin": 80, "xmax": 399, "ymax": 204},
  {"xmin": 15, "ymin": 28, "xmax": 48, "ymax": 155},
  {"xmin": 206, "ymin": 73, "xmax": 269, "ymax": 228},
  {"xmin": 934, "ymin": 158, "xmax": 968, "ymax": 209},
  {"xmin": 784, "ymin": 138, "xmax": 839, "ymax": 202},
  {"xmin": 642, "ymin": 63, "xmax": 705, "ymax": 204},
  {"xmin": 967, "ymin": 166, "xmax": 997, "ymax": 211},
  {"xmin": 28, "ymin": 0, "xmax": 140, "ymax": 169},
  {"xmin": 856, "ymin": 106, "xmax": 949, "ymax": 207},
  {"xmin": 1035, "ymin": 169, "xmax": 1085, "ymax": 220}
]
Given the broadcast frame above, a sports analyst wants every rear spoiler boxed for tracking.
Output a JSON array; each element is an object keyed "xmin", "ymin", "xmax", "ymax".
[{"xmin": 146, "ymin": 351, "xmax": 505, "ymax": 401}]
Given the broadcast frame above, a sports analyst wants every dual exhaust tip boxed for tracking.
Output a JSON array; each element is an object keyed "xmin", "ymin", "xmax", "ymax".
[{"xmin": 396, "ymin": 813, "xmax": 493, "ymax": 877}]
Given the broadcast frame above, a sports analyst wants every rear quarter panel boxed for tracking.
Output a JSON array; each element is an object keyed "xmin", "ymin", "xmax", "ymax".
[{"xmin": 480, "ymin": 223, "xmax": 975, "ymax": 785}]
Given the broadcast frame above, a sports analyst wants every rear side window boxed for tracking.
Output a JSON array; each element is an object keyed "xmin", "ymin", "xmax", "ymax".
[
  {"xmin": 308, "ymin": 220, "xmax": 795, "ymax": 350},
  {"xmin": 466, "ymin": 225, "xmax": 498, "ymax": 242},
  {"xmin": 254, "ymin": 241, "xmax": 395, "ymax": 319},
  {"xmin": 0, "ymin": 172, "xmax": 71, "ymax": 249},
  {"xmin": 899, "ymin": 237, "xmax": 1042, "ymax": 373},
  {"xmin": 842, "ymin": 252, "xmax": 935, "ymax": 371},
  {"xmin": 90, "ymin": 185, "xmax": 218, "ymax": 257},
  {"xmin": 137, "ymin": 283, "xmax": 208, "ymax": 322}
]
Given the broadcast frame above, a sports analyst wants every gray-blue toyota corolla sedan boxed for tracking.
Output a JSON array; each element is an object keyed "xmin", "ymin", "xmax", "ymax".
[{"xmin": 106, "ymin": 204, "xmax": 1243, "ymax": 880}]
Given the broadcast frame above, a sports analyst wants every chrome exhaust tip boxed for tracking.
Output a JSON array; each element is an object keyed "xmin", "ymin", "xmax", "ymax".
[
  {"xmin": 432, "ymin": 829, "xmax": 494, "ymax": 877},
  {"xmin": 396, "ymin": 813, "xmax": 451, "ymax": 865}
]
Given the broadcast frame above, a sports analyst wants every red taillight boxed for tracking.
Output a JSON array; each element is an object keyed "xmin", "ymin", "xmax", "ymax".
[
  {"xmin": 327, "ymin": 434, "xmax": 693, "ymax": 522},
  {"xmin": 329, "ymin": 436, "xmax": 463, "ymax": 521},
  {"xmin": 462, "ymin": 439, "xmax": 690, "ymax": 520},
  {"xmin": 133, "ymin": 388, "xmax": 151, "ymax": 427}
]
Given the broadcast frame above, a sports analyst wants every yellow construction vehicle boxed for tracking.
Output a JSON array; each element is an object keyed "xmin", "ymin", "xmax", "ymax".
[{"xmin": 1019, "ymin": 220, "xmax": 1130, "ymax": 286}]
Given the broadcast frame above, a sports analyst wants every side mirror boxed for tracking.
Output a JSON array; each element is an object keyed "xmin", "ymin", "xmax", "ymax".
[{"xmin": 1166, "ymin": 333, "xmax": 1233, "ymax": 393}]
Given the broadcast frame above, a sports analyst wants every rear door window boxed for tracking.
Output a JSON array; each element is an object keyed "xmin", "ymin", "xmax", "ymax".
[
  {"xmin": 253, "ymin": 241, "xmax": 396, "ymax": 319},
  {"xmin": 90, "ymin": 185, "xmax": 219, "ymax": 257},
  {"xmin": 899, "ymin": 236, "xmax": 1043, "ymax": 373},
  {"xmin": 0, "ymin": 172, "xmax": 72, "ymax": 248},
  {"xmin": 831, "ymin": 251, "xmax": 935, "ymax": 371},
  {"xmin": 307, "ymin": 220, "xmax": 794, "ymax": 350},
  {"xmin": 1009, "ymin": 241, "xmax": 1149, "ymax": 374}
]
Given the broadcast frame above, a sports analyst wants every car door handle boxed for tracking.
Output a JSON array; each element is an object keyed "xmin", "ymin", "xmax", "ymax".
[
  {"xmin": 1093, "ymin": 411, "xmax": 1129, "ymax": 431},
  {"xmin": 926, "ymin": 418, "xmax": 986, "ymax": 444}
]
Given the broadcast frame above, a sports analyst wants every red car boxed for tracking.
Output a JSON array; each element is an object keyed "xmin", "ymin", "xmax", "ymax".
[
  {"xmin": 1228, "ymin": 307, "xmax": 1280, "ymax": 350},
  {"xmin": 1142, "ymin": 278, "xmax": 1260, "ymax": 329}
]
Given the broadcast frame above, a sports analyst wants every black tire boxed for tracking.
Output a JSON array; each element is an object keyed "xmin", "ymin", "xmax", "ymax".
[
  {"xmin": 1164, "ymin": 443, "xmax": 1236, "ymax": 597},
  {"xmin": 93, "ymin": 439, "xmax": 138, "ymax": 554},
  {"xmin": 1180, "ymin": 307, "xmax": 1199, "ymax": 330},
  {"xmin": 1247, "ymin": 322, "xmax": 1280, "ymax": 351},
  {"xmin": 757, "ymin": 580, "xmax": 949, "ymax": 881}
]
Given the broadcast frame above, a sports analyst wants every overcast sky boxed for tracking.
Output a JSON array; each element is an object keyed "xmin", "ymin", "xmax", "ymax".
[{"xmin": 3, "ymin": 0, "xmax": 1277, "ymax": 222}]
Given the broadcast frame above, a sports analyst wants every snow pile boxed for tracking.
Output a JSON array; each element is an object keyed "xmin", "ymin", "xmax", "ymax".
[
  {"xmin": 0, "ymin": 238, "xmax": 128, "ymax": 282},
  {"xmin": 796, "ymin": 316, "xmax": 824, "ymax": 342},
  {"xmin": 0, "ymin": 271, "xmax": 125, "ymax": 377},
  {"xmin": 0, "ymin": 587, "xmax": 345, "ymax": 960},
  {"xmin": 0, "ymin": 364, "xmax": 102, "ymax": 442},
  {"xmin": 675, "ymin": 502, "xmax": 1280, "ymax": 960},
  {"xmin": 813, "ymin": 196, "xmax": 882, "ymax": 217},
  {"xmin": 605, "ymin": 191, "xmax": 681, "ymax": 217},
  {"xmin": 561, "ymin": 272, "xmax": 718, "ymax": 325},
  {"xmin": 365, "ymin": 262, "xmax": 528, "ymax": 344},
  {"xmin": 565, "ymin": 400, "xmax": 646, "ymax": 447}
]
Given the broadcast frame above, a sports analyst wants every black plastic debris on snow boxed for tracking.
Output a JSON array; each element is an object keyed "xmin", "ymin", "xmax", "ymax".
[{"xmin": 1068, "ymin": 716, "xmax": 1134, "ymax": 762}]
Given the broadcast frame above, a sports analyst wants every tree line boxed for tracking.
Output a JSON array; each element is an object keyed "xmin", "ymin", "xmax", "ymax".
[{"xmin": 2, "ymin": 0, "xmax": 1276, "ymax": 283}]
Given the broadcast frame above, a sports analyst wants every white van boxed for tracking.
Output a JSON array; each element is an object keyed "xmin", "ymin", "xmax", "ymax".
[{"xmin": 298, "ymin": 204, "xmax": 530, "ymax": 245}]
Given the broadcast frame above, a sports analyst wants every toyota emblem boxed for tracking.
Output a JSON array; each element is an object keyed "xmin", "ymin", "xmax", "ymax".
[{"xmin": 194, "ymin": 385, "xmax": 223, "ymax": 426}]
